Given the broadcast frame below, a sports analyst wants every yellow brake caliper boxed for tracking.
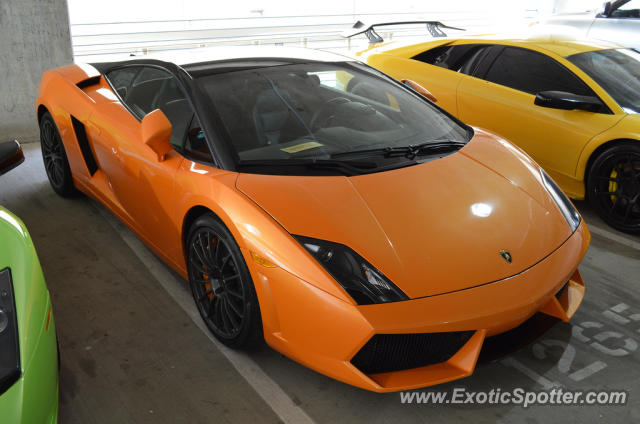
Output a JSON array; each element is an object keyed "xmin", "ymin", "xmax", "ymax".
[{"xmin": 609, "ymin": 168, "xmax": 619, "ymax": 204}]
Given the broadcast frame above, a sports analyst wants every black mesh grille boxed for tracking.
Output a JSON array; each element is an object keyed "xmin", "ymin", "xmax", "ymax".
[{"xmin": 351, "ymin": 331, "xmax": 475, "ymax": 375}]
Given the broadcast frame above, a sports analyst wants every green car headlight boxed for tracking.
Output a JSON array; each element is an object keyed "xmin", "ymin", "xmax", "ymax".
[
  {"xmin": 0, "ymin": 268, "xmax": 20, "ymax": 395},
  {"xmin": 541, "ymin": 168, "xmax": 581, "ymax": 233},
  {"xmin": 294, "ymin": 235, "xmax": 408, "ymax": 305}
]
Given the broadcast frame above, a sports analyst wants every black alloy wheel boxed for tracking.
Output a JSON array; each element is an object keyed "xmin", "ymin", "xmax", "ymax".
[
  {"xmin": 187, "ymin": 213, "xmax": 263, "ymax": 348},
  {"xmin": 40, "ymin": 112, "xmax": 77, "ymax": 197},
  {"xmin": 587, "ymin": 143, "xmax": 640, "ymax": 234}
]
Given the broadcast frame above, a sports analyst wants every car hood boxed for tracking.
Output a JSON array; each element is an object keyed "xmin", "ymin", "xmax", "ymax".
[{"xmin": 236, "ymin": 130, "xmax": 572, "ymax": 298}]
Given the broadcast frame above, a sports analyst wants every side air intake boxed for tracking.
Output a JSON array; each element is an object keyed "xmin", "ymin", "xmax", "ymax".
[
  {"xmin": 70, "ymin": 116, "xmax": 98, "ymax": 176},
  {"xmin": 76, "ymin": 76, "xmax": 101, "ymax": 90}
]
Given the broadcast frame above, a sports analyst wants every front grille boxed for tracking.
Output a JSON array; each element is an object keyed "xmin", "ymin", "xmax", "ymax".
[{"xmin": 351, "ymin": 331, "xmax": 474, "ymax": 375}]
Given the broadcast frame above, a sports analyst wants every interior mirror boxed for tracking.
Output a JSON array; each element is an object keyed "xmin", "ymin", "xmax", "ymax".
[
  {"xmin": 401, "ymin": 79, "xmax": 437, "ymax": 103},
  {"xmin": 534, "ymin": 91, "xmax": 603, "ymax": 112},
  {"xmin": 141, "ymin": 109, "xmax": 173, "ymax": 161},
  {"xmin": 0, "ymin": 140, "xmax": 25, "ymax": 176}
]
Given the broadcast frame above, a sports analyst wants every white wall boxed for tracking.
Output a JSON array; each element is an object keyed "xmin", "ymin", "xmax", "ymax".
[
  {"xmin": 0, "ymin": 0, "xmax": 596, "ymax": 142},
  {"xmin": 67, "ymin": 0, "xmax": 542, "ymax": 61},
  {"xmin": 67, "ymin": 0, "xmax": 531, "ymax": 23}
]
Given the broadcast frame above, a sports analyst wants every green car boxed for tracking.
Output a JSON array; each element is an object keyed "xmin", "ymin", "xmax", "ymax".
[{"xmin": 0, "ymin": 140, "xmax": 58, "ymax": 423}]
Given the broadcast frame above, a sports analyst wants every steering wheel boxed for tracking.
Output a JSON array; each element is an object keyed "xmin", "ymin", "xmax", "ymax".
[{"xmin": 310, "ymin": 97, "xmax": 351, "ymax": 130}]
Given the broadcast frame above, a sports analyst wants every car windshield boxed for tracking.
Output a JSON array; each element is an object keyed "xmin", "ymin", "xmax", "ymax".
[
  {"xmin": 567, "ymin": 49, "xmax": 640, "ymax": 114},
  {"xmin": 194, "ymin": 61, "xmax": 470, "ymax": 168}
]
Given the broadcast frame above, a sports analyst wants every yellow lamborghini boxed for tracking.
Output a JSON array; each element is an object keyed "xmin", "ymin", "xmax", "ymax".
[{"xmin": 348, "ymin": 22, "xmax": 640, "ymax": 233}]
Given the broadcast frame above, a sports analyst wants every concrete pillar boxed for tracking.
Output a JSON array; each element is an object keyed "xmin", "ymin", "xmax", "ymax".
[{"xmin": 0, "ymin": 0, "xmax": 73, "ymax": 143}]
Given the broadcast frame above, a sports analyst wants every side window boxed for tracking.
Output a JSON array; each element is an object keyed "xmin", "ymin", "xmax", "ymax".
[
  {"xmin": 412, "ymin": 45, "xmax": 451, "ymax": 67},
  {"xmin": 108, "ymin": 66, "xmax": 198, "ymax": 152},
  {"xmin": 459, "ymin": 46, "xmax": 493, "ymax": 76},
  {"xmin": 413, "ymin": 44, "xmax": 490, "ymax": 74},
  {"xmin": 106, "ymin": 67, "xmax": 139, "ymax": 99},
  {"xmin": 483, "ymin": 47, "xmax": 593, "ymax": 96},
  {"xmin": 609, "ymin": 0, "xmax": 639, "ymax": 18},
  {"xmin": 153, "ymin": 77, "xmax": 194, "ymax": 149},
  {"xmin": 183, "ymin": 116, "xmax": 213, "ymax": 163},
  {"xmin": 124, "ymin": 67, "xmax": 172, "ymax": 119}
]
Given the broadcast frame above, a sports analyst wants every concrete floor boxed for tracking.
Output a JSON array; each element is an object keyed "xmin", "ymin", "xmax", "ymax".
[{"xmin": 1, "ymin": 143, "xmax": 639, "ymax": 424}]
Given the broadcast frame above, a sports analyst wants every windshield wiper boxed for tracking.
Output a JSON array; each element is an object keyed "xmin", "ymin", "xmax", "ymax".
[
  {"xmin": 237, "ymin": 158, "xmax": 381, "ymax": 176},
  {"xmin": 332, "ymin": 140, "xmax": 466, "ymax": 160}
]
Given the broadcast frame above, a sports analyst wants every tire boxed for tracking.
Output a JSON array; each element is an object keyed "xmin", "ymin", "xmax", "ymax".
[
  {"xmin": 40, "ymin": 111, "xmax": 78, "ymax": 197},
  {"xmin": 186, "ymin": 213, "xmax": 263, "ymax": 349},
  {"xmin": 587, "ymin": 143, "xmax": 640, "ymax": 234}
]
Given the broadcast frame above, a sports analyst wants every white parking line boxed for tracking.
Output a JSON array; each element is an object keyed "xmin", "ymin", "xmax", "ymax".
[
  {"xmin": 500, "ymin": 357, "xmax": 562, "ymax": 390},
  {"xmin": 94, "ymin": 202, "xmax": 316, "ymax": 424}
]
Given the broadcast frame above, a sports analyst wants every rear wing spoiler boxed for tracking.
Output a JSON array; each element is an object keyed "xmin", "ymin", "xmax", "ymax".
[{"xmin": 342, "ymin": 20, "xmax": 465, "ymax": 43}]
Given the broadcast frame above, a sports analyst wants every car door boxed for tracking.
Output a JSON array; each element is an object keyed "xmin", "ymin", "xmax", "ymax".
[
  {"xmin": 457, "ymin": 45, "xmax": 621, "ymax": 188},
  {"xmin": 90, "ymin": 65, "xmax": 194, "ymax": 259},
  {"xmin": 589, "ymin": 0, "xmax": 640, "ymax": 49}
]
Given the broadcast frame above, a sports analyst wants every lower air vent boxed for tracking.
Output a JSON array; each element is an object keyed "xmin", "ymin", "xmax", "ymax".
[
  {"xmin": 71, "ymin": 116, "xmax": 98, "ymax": 175},
  {"xmin": 555, "ymin": 282, "xmax": 569, "ymax": 300},
  {"xmin": 351, "ymin": 331, "xmax": 474, "ymax": 375}
]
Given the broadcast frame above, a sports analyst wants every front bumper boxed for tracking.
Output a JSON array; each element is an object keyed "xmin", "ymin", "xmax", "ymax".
[{"xmin": 249, "ymin": 221, "xmax": 590, "ymax": 392}]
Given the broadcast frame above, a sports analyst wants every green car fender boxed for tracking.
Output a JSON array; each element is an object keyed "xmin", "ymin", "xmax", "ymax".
[{"xmin": 0, "ymin": 206, "xmax": 58, "ymax": 423}]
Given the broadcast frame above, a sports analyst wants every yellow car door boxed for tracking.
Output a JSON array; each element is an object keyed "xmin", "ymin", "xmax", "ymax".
[{"xmin": 457, "ymin": 45, "xmax": 622, "ymax": 198}]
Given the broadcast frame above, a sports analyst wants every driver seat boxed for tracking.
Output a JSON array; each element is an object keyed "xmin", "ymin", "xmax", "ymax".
[{"xmin": 252, "ymin": 89, "xmax": 291, "ymax": 145}]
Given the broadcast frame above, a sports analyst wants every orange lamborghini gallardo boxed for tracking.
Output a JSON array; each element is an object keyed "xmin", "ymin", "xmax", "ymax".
[{"xmin": 36, "ymin": 47, "xmax": 589, "ymax": 392}]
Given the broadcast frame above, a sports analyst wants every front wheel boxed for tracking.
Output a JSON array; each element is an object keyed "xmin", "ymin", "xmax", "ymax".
[
  {"xmin": 186, "ymin": 213, "xmax": 263, "ymax": 349},
  {"xmin": 587, "ymin": 143, "xmax": 640, "ymax": 234},
  {"xmin": 40, "ymin": 112, "xmax": 78, "ymax": 197}
]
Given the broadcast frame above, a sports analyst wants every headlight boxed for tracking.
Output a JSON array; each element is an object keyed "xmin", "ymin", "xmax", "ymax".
[
  {"xmin": 0, "ymin": 268, "xmax": 20, "ymax": 395},
  {"xmin": 294, "ymin": 236, "xmax": 408, "ymax": 305},
  {"xmin": 540, "ymin": 168, "xmax": 581, "ymax": 233}
]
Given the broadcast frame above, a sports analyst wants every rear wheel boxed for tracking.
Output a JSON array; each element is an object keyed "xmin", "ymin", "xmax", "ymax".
[
  {"xmin": 40, "ymin": 112, "xmax": 78, "ymax": 197},
  {"xmin": 587, "ymin": 144, "xmax": 640, "ymax": 234},
  {"xmin": 186, "ymin": 213, "xmax": 263, "ymax": 349}
]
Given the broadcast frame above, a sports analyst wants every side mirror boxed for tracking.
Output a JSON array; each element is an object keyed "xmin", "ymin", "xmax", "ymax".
[
  {"xmin": 141, "ymin": 109, "xmax": 173, "ymax": 161},
  {"xmin": 534, "ymin": 91, "xmax": 603, "ymax": 112},
  {"xmin": 0, "ymin": 140, "xmax": 25, "ymax": 176},
  {"xmin": 401, "ymin": 79, "xmax": 438, "ymax": 103},
  {"xmin": 603, "ymin": 1, "xmax": 613, "ymax": 16}
]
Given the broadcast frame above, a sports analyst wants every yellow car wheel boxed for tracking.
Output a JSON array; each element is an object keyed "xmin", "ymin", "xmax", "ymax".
[{"xmin": 588, "ymin": 143, "xmax": 640, "ymax": 234}]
